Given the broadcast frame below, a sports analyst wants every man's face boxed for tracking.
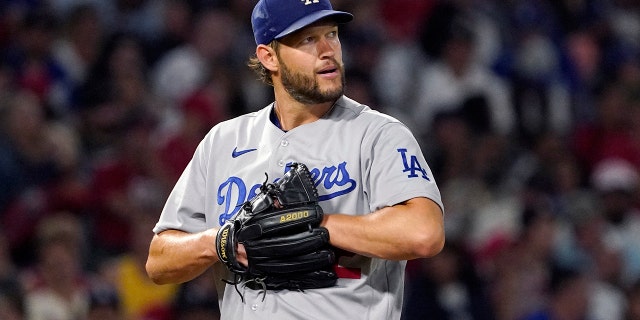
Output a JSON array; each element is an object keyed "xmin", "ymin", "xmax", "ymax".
[{"xmin": 276, "ymin": 21, "xmax": 345, "ymax": 104}]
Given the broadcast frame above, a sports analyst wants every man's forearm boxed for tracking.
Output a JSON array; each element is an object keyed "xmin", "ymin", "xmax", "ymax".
[
  {"xmin": 146, "ymin": 228, "xmax": 219, "ymax": 284},
  {"xmin": 322, "ymin": 197, "xmax": 445, "ymax": 260}
]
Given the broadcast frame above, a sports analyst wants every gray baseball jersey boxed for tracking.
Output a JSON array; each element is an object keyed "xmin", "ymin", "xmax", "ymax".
[{"xmin": 153, "ymin": 95, "xmax": 443, "ymax": 320}]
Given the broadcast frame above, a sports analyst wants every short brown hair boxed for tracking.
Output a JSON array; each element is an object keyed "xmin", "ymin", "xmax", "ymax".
[{"xmin": 248, "ymin": 41, "xmax": 280, "ymax": 86}]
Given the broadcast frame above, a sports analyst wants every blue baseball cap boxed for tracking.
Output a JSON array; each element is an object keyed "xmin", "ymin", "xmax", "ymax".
[{"xmin": 252, "ymin": 0, "xmax": 353, "ymax": 45}]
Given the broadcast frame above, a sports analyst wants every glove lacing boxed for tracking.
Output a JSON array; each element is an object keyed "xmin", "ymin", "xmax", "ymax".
[{"xmin": 221, "ymin": 274, "xmax": 268, "ymax": 303}]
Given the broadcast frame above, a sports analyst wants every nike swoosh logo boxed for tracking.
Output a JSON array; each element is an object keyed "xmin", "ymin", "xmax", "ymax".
[{"xmin": 232, "ymin": 147, "xmax": 257, "ymax": 158}]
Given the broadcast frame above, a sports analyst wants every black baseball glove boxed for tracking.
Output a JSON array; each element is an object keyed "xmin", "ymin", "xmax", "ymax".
[{"xmin": 215, "ymin": 163, "xmax": 337, "ymax": 292}]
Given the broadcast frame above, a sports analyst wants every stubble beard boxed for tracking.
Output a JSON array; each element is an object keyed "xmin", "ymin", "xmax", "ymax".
[{"xmin": 279, "ymin": 58, "xmax": 345, "ymax": 105}]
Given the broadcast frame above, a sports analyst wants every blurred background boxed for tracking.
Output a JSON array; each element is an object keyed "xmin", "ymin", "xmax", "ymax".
[{"xmin": 0, "ymin": 0, "xmax": 639, "ymax": 319}]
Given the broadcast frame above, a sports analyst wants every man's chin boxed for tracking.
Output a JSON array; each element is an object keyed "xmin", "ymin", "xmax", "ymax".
[
  {"xmin": 316, "ymin": 88, "xmax": 343, "ymax": 104},
  {"xmin": 318, "ymin": 82, "xmax": 344, "ymax": 100},
  {"xmin": 291, "ymin": 92, "xmax": 341, "ymax": 104}
]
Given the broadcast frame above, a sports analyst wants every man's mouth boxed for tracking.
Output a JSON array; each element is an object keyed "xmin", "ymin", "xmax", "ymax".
[{"xmin": 318, "ymin": 67, "xmax": 338, "ymax": 75}]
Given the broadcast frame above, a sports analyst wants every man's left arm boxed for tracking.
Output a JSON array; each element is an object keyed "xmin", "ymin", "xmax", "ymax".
[{"xmin": 321, "ymin": 197, "xmax": 444, "ymax": 260}]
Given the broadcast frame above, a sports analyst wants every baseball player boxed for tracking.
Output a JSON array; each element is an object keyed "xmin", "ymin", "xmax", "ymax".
[{"xmin": 146, "ymin": 0, "xmax": 445, "ymax": 319}]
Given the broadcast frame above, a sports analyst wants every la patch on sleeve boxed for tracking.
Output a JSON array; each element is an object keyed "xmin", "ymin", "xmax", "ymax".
[{"xmin": 397, "ymin": 148, "xmax": 430, "ymax": 181}]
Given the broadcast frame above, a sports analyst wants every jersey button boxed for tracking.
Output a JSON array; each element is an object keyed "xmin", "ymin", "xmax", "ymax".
[
  {"xmin": 277, "ymin": 160, "xmax": 285, "ymax": 167},
  {"xmin": 280, "ymin": 140, "xmax": 289, "ymax": 147},
  {"xmin": 251, "ymin": 304, "xmax": 258, "ymax": 311}
]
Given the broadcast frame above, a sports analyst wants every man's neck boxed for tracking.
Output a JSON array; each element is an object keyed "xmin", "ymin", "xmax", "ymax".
[{"xmin": 272, "ymin": 93, "xmax": 336, "ymax": 131}]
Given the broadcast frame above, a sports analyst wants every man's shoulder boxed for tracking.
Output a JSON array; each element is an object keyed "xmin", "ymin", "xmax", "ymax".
[
  {"xmin": 335, "ymin": 96, "xmax": 402, "ymax": 125},
  {"xmin": 199, "ymin": 105, "xmax": 271, "ymax": 144},
  {"xmin": 216, "ymin": 105, "xmax": 271, "ymax": 127}
]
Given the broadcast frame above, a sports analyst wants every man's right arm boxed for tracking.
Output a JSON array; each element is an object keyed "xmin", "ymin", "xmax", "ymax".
[{"xmin": 146, "ymin": 228, "xmax": 220, "ymax": 284}]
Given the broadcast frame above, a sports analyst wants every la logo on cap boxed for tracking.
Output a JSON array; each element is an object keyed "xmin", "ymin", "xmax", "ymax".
[{"xmin": 302, "ymin": 0, "xmax": 320, "ymax": 4}]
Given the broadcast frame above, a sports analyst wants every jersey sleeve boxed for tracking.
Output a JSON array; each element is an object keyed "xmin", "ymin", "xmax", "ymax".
[
  {"xmin": 364, "ymin": 121, "xmax": 443, "ymax": 213},
  {"xmin": 153, "ymin": 136, "xmax": 212, "ymax": 234}
]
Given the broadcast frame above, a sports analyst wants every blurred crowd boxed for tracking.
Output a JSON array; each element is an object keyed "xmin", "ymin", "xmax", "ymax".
[{"xmin": 0, "ymin": 0, "xmax": 639, "ymax": 319}]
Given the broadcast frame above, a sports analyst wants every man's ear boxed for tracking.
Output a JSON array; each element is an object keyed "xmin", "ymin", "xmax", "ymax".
[{"xmin": 256, "ymin": 44, "xmax": 278, "ymax": 72}]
